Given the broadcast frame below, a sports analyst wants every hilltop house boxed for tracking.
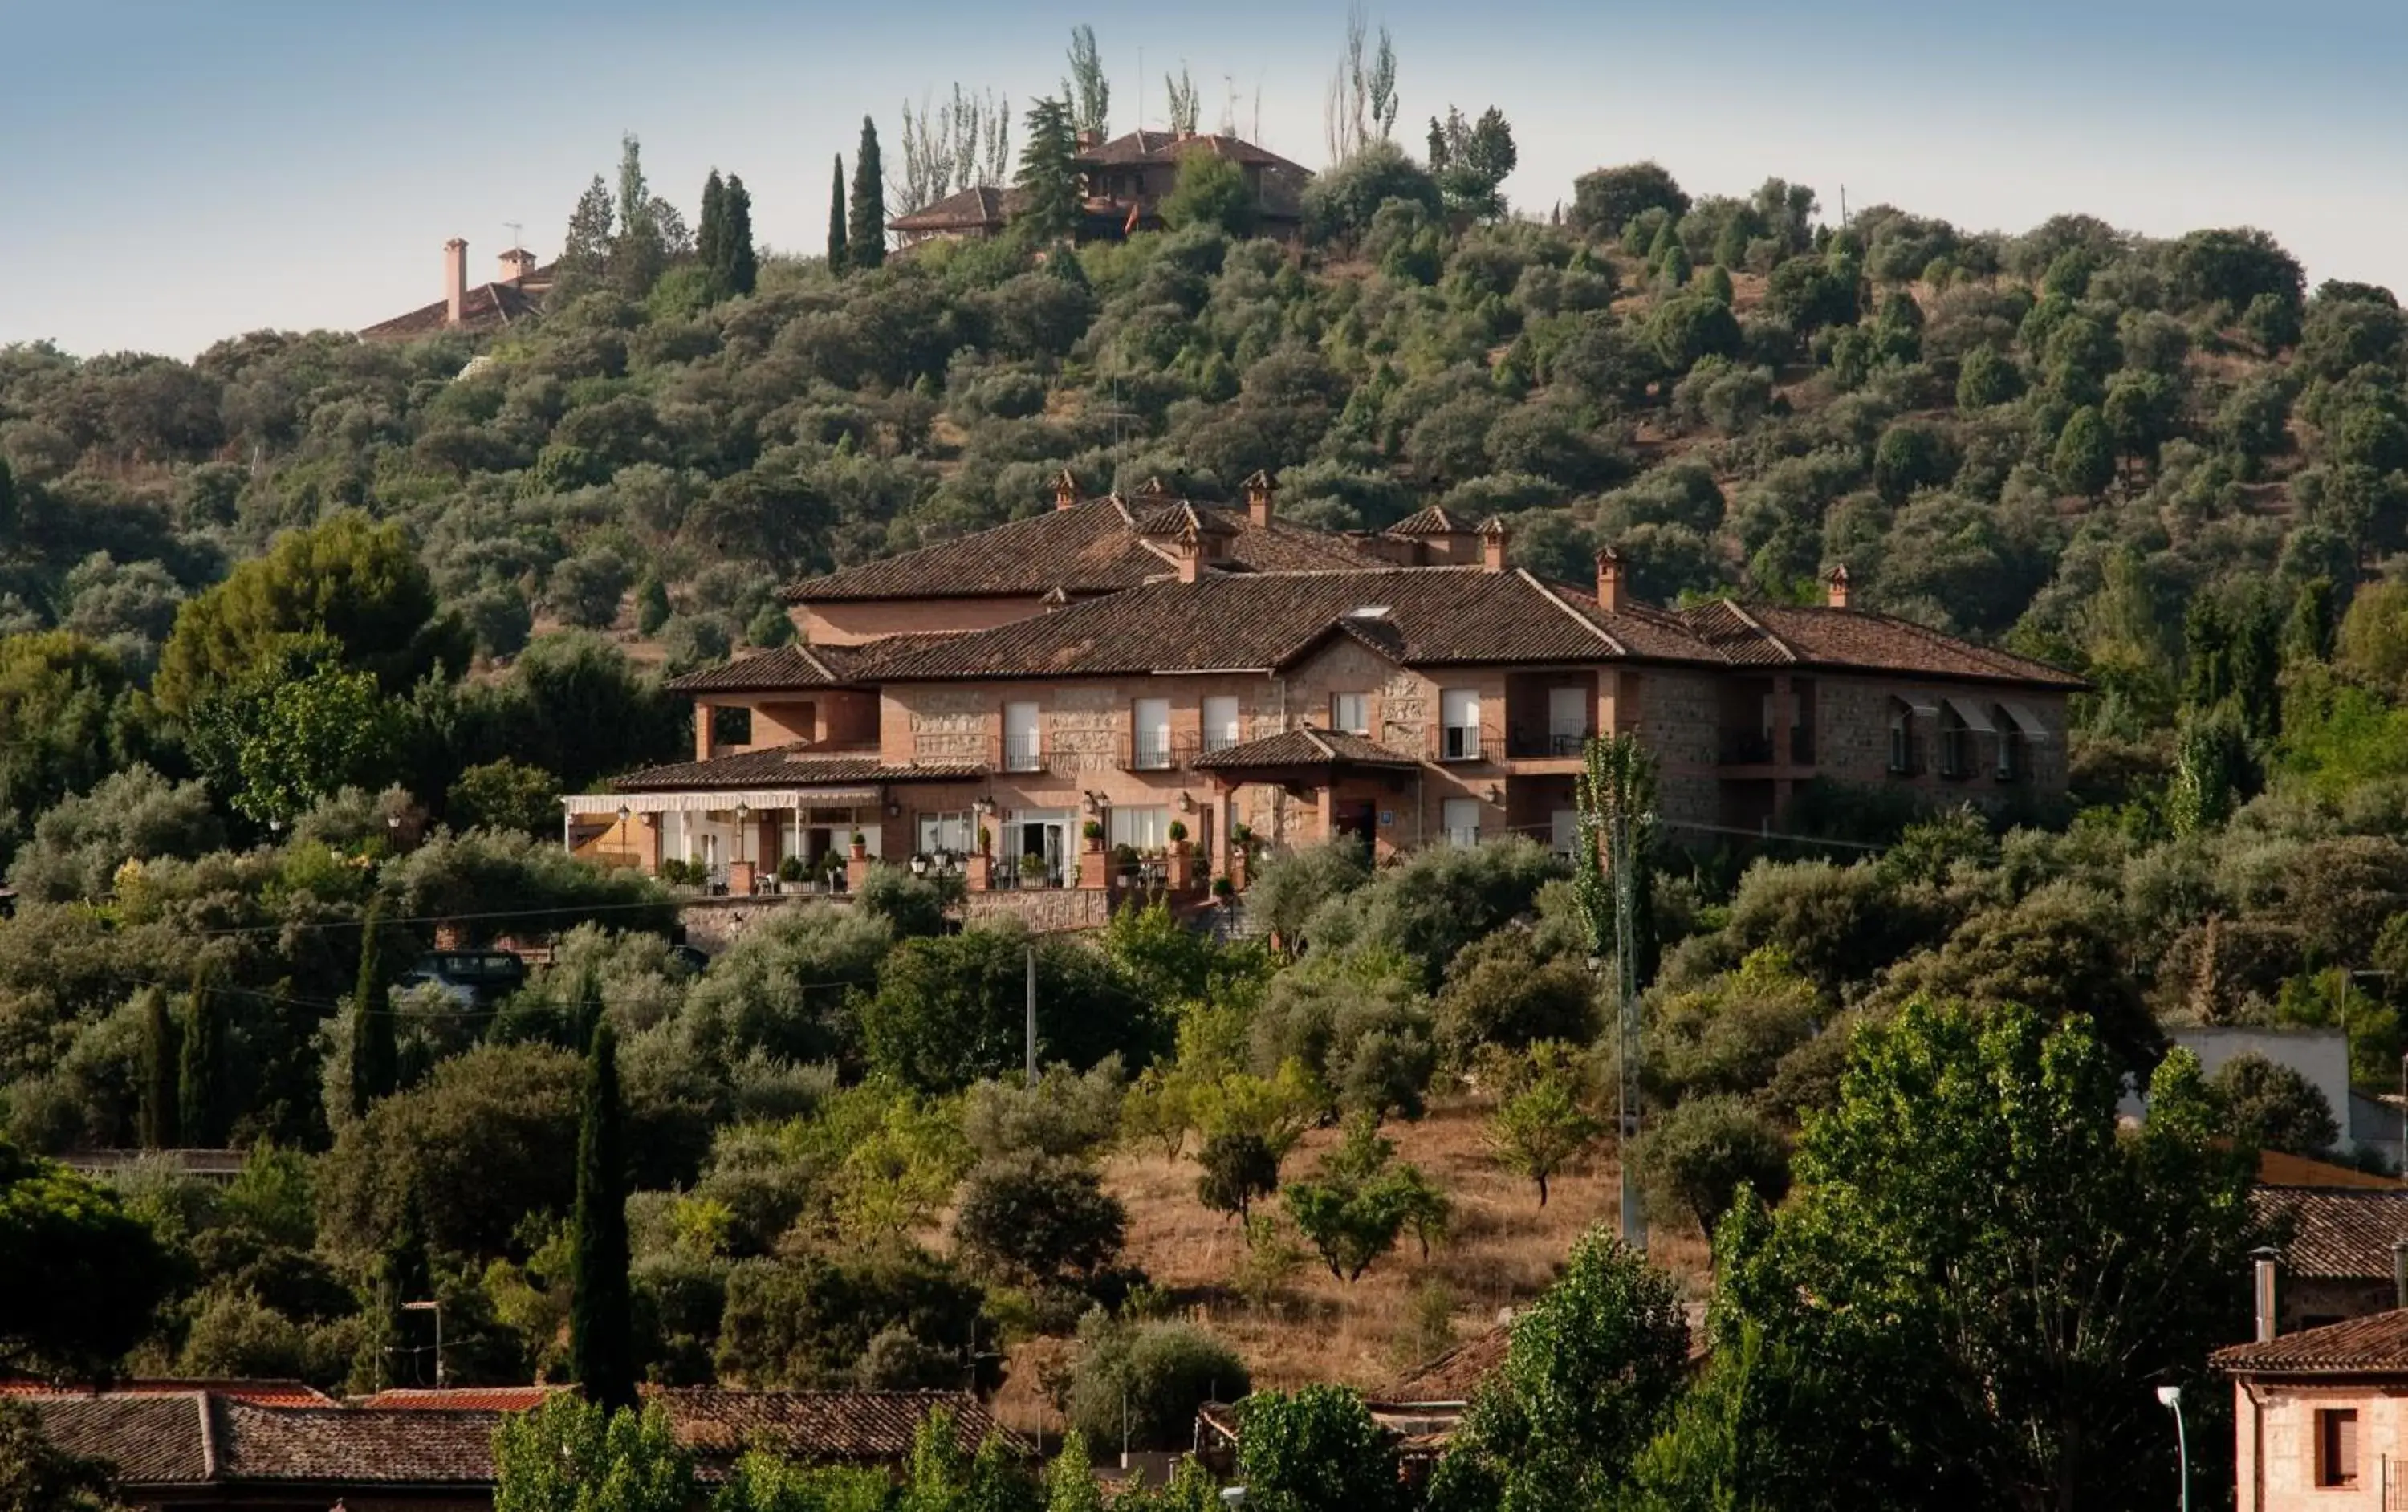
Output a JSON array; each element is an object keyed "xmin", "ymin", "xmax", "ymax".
[
  {"xmin": 564, "ymin": 472, "xmax": 2081, "ymax": 913},
  {"xmin": 360, "ymin": 238, "xmax": 552, "ymax": 340},
  {"xmin": 887, "ymin": 128, "xmax": 1312, "ymax": 248}
]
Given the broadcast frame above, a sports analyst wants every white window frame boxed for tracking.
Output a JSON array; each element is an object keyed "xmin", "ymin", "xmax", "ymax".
[
  {"xmin": 1440, "ymin": 689, "xmax": 1482, "ymax": 762},
  {"xmin": 1442, "ymin": 797, "xmax": 1482, "ymax": 847},
  {"xmin": 1330, "ymin": 692, "xmax": 1369, "ymax": 736},
  {"xmin": 1107, "ymin": 806, "xmax": 1170, "ymax": 852},
  {"xmin": 1202, "ymin": 695, "xmax": 1241, "ymax": 752},
  {"xmin": 916, "ymin": 810, "xmax": 974, "ymax": 856},
  {"xmin": 1003, "ymin": 701, "xmax": 1041, "ymax": 772},
  {"xmin": 1132, "ymin": 697, "xmax": 1173, "ymax": 770}
]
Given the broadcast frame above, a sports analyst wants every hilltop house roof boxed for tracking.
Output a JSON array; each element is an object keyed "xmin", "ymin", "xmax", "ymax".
[
  {"xmin": 888, "ymin": 185, "xmax": 1020, "ymax": 234},
  {"xmin": 360, "ymin": 265, "xmax": 555, "ymax": 341},
  {"xmin": 1078, "ymin": 129, "xmax": 1310, "ymax": 175},
  {"xmin": 780, "ymin": 494, "xmax": 1393, "ymax": 604}
]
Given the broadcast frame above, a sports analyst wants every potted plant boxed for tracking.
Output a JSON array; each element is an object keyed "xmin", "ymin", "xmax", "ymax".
[
  {"xmin": 848, "ymin": 829, "xmax": 868, "ymax": 861},
  {"xmin": 1018, "ymin": 852, "xmax": 1050, "ymax": 888},
  {"xmin": 1082, "ymin": 819, "xmax": 1105, "ymax": 847},
  {"xmin": 1166, "ymin": 819, "xmax": 1189, "ymax": 852},
  {"xmin": 977, "ymin": 824, "xmax": 993, "ymax": 856},
  {"xmin": 1212, "ymin": 875, "xmax": 1235, "ymax": 903},
  {"xmin": 776, "ymin": 855, "xmax": 807, "ymax": 892}
]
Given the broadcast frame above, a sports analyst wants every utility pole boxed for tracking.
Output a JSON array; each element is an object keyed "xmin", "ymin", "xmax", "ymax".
[{"xmin": 1025, "ymin": 945, "xmax": 1038, "ymax": 1085}]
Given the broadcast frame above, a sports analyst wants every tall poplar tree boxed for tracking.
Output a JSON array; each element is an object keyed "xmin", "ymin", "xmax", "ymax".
[
  {"xmin": 348, "ymin": 904, "xmax": 397, "ymax": 1121},
  {"xmin": 848, "ymin": 119, "xmax": 887, "ymax": 271},
  {"xmin": 568, "ymin": 1019, "xmax": 634, "ymax": 1413},
  {"xmin": 722, "ymin": 174, "xmax": 758, "ymax": 295},
  {"xmin": 137, "ymin": 988, "xmax": 177, "ymax": 1149},
  {"xmin": 178, "ymin": 965, "xmax": 222, "ymax": 1148},
  {"xmin": 828, "ymin": 156, "xmax": 849, "ymax": 271}
]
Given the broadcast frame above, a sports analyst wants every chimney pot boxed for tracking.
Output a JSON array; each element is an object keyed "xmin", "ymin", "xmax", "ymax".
[
  {"xmin": 443, "ymin": 238, "xmax": 469, "ymax": 328},
  {"xmin": 1051, "ymin": 469, "xmax": 1080, "ymax": 512},
  {"xmin": 1596, "ymin": 546, "xmax": 1625, "ymax": 615},
  {"xmin": 498, "ymin": 246, "xmax": 536, "ymax": 285},
  {"xmin": 1825, "ymin": 563, "xmax": 1852, "ymax": 610},
  {"xmin": 2253, "ymin": 1246, "xmax": 2282, "ymax": 1343},
  {"xmin": 1479, "ymin": 517, "xmax": 1509, "ymax": 574}
]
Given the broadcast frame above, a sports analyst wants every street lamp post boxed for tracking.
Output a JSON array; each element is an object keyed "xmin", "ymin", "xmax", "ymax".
[{"xmin": 2156, "ymin": 1384, "xmax": 2189, "ymax": 1512}]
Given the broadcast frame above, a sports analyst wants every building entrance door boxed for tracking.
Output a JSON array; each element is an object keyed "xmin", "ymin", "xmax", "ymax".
[
  {"xmin": 1006, "ymin": 811, "xmax": 1070, "ymax": 885},
  {"xmin": 1332, "ymin": 800, "xmax": 1377, "ymax": 849}
]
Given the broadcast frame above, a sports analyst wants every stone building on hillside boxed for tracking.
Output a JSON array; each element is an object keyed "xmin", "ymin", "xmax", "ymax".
[
  {"xmin": 887, "ymin": 128, "xmax": 1312, "ymax": 248},
  {"xmin": 563, "ymin": 472, "xmax": 2082, "ymax": 911}
]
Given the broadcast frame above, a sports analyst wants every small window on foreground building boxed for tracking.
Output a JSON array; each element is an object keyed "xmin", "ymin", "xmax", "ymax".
[{"xmin": 2317, "ymin": 1407, "xmax": 2359, "ymax": 1487}]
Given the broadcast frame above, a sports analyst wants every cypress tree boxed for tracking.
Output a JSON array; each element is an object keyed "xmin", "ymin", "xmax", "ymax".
[
  {"xmin": 828, "ymin": 155, "xmax": 849, "ymax": 272},
  {"xmin": 697, "ymin": 169, "xmax": 728, "ymax": 293},
  {"xmin": 849, "ymin": 118, "xmax": 887, "ymax": 271},
  {"xmin": 568, "ymin": 1019, "xmax": 634, "ymax": 1413},
  {"xmin": 178, "ymin": 965, "xmax": 222, "ymax": 1147},
  {"xmin": 137, "ymin": 988, "xmax": 178, "ymax": 1149},
  {"xmin": 348, "ymin": 904, "xmax": 397, "ymax": 1120},
  {"xmin": 722, "ymin": 173, "xmax": 759, "ymax": 296}
]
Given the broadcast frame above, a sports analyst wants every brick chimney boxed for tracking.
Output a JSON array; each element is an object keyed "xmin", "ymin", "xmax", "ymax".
[
  {"xmin": 1596, "ymin": 546, "xmax": 1626, "ymax": 615},
  {"xmin": 2253, "ymin": 1246, "xmax": 2280, "ymax": 1343},
  {"xmin": 1242, "ymin": 469, "xmax": 1277, "ymax": 528},
  {"xmin": 1479, "ymin": 516, "xmax": 1508, "ymax": 573},
  {"xmin": 443, "ymin": 238, "xmax": 468, "ymax": 327},
  {"xmin": 1175, "ymin": 522, "xmax": 1204, "ymax": 583},
  {"xmin": 498, "ymin": 246, "xmax": 538, "ymax": 285},
  {"xmin": 1051, "ymin": 469, "xmax": 1080, "ymax": 511},
  {"xmin": 1824, "ymin": 563, "xmax": 1852, "ymax": 609}
]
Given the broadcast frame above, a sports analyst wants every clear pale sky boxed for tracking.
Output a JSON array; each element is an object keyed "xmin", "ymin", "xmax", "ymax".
[{"xmin": 5, "ymin": 0, "xmax": 2406, "ymax": 358}]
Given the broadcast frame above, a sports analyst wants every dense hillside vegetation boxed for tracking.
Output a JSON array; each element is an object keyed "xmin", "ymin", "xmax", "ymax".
[{"xmin": 8, "ymin": 126, "xmax": 2408, "ymax": 1510}]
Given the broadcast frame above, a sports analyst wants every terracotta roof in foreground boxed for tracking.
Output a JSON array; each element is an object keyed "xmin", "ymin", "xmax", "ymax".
[
  {"xmin": 864, "ymin": 567, "xmax": 1635, "ymax": 680},
  {"xmin": 357, "ymin": 1386, "xmax": 566, "ymax": 1412},
  {"xmin": 781, "ymin": 496, "xmax": 1392, "ymax": 603},
  {"xmin": 27, "ymin": 1395, "xmax": 506, "ymax": 1488},
  {"xmin": 1191, "ymin": 726, "xmax": 1420, "ymax": 770},
  {"xmin": 2215, "ymin": 1309, "xmax": 2408, "ymax": 1376},
  {"xmin": 2252, "ymin": 1186, "xmax": 2408, "ymax": 1279},
  {"xmin": 0, "ymin": 1377, "xmax": 332, "ymax": 1408},
  {"xmin": 653, "ymin": 1388, "xmax": 1019, "ymax": 1473}
]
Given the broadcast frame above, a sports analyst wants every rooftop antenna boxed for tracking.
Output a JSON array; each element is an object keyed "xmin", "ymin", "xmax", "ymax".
[{"xmin": 504, "ymin": 220, "xmax": 525, "ymax": 250}]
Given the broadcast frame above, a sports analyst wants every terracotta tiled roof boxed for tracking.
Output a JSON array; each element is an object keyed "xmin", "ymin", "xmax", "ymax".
[
  {"xmin": 651, "ymin": 1388, "xmax": 1019, "ymax": 1473},
  {"xmin": 360, "ymin": 271, "xmax": 552, "ymax": 341},
  {"xmin": 889, "ymin": 185, "xmax": 1015, "ymax": 233},
  {"xmin": 1079, "ymin": 130, "xmax": 1308, "ymax": 175},
  {"xmin": 1679, "ymin": 602, "xmax": 2088, "ymax": 689},
  {"xmin": 662, "ymin": 636, "xmax": 978, "ymax": 694},
  {"xmin": 1386, "ymin": 1326, "xmax": 1510, "ymax": 1400},
  {"xmin": 1190, "ymin": 726, "xmax": 1420, "ymax": 770},
  {"xmin": 215, "ymin": 1402, "xmax": 503, "ymax": 1485},
  {"xmin": 2215, "ymin": 1308, "xmax": 2408, "ymax": 1376},
  {"xmin": 30, "ymin": 1396, "xmax": 211, "ymax": 1483},
  {"xmin": 612, "ymin": 745, "xmax": 986, "ymax": 793},
  {"xmin": 357, "ymin": 1386, "xmax": 565, "ymax": 1412},
  {"xmin": 0, "ymin": 1377, "xmax": 333, "ymax": 1408},
  {"xmin": 27, "ymin": 1396, "xmax": 504, "ymax": 1489},
  {"xmin": 864, "ymin": 567, "xmax": 1634, "ymax": 680},
  {"xmin": 2252, "ymin": 1187, "xmax": 2408, "ymax": 1279},
  {"xmin": 781, "ymin": 497, "xmax": 1392, "ymax": 604},
  {"xmin": 1386, "ymin": 506, "xmax": 1478, "ymax": 538}
]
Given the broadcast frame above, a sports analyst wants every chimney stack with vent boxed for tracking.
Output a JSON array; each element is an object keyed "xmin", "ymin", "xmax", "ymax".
[
  {"xmin": 2253, "ymin": 1246, "xmax": 2281, "ymax": 1343},
  {"xmin": 1597, "ymin": 547, "xmax": 1626, "ymax": 615},
  {"xmin": 498, "ymin": 246, "xmax": 537, "ymax": 285},
  {"xmin": 1479, "ymin": 517, "xmax": 1508, "ymax": 573},
  {"xmin": 1243, "ymin": 469, "xmax": 1277, "ymax": 529},
  {"xmin": 443, "ymin": 238, "xmax": 469, "ymax": 327},
  {"xmin": 1825, "ymin": 563, "xmax": 1852, "ymax": 610},
  {"xmin": 1051, "ymin": 469, "xmax": 1080, "ymax": 512},
  {"xmin": 1175, "ymin": 522, "xmax": 1204, "ymax": 583},
  {"xmin": 2392, "ymin": 1238, "xmax": 2408, "ymax": 1311}
]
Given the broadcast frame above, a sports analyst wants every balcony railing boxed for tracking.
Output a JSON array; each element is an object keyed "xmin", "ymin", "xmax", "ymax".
[
  {"xmin": 1001, "ymin": 734, "xmax": 1042, "ymax": 772},
  {"xmin": 1128, "ymin": 733, "xmax": 1175, "ymax": 771},
  {"xmin": 1202, "ymin": 730, "xmax": 1243, "ymax": 754},
  {"xmin": 1507, "ymin": 727, "xmax": 1590, "ymax": 759},
  {"xmin": 1443, "ymin": 826, "xmax": 1482, "ymax": 847},
  {"xmin": 1438, "ymin": 727, "xmax": 1485, "ymax": 763},
  {"xmin": 1719, "ymin": 728, "xmax": 1818, "ymax": 766}
]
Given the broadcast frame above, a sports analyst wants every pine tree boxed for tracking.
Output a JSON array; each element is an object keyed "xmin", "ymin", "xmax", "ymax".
[
  {"xmin": 178, "ymin": 965, "xmax": 222, "ymax": 1148},
  {"xmin": 569, "ymin": 1019, "xmax": 634, "ymax": 1413},
  {"xmin": 828, "ymin": 155, "xmax": 849, "ymax": 272},
  {"xmin": 348, "ymin": 904, "xmax": 397, "ymax": 1120},
  {"xmin": 697, "ymin": 169, "xmax": 728, "ymax": 294},
  {"xmin": 1014, "ymin": 97, "xmax": 1081, "ymax": 242},
  {"xmin": 722, "ymin": 174, "xmax": 758, "ymax": 296},
  {"xmin": 849, "ymin": 119, "xmax": 887, "ymax": 270},
  {"xmin": 137, "ymin": 988, "xmax": 178, "ymax": 1150}
]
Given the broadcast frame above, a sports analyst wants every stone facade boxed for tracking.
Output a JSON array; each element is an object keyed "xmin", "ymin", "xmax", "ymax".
[{"xmin": 2232, "ymin": 1379, "xmax": 2408, "ymax": 1510}]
